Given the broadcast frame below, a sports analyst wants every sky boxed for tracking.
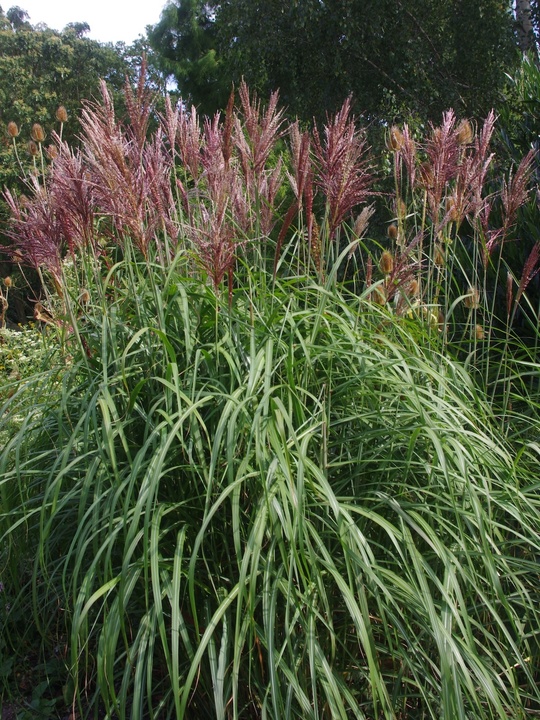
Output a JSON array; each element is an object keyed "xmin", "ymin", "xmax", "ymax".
[{"xmin": 10, "ymin": 0, "xmax": 167, "ymax": 45}]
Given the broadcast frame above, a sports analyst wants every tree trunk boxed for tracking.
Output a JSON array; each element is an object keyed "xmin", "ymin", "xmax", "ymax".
[{"xmin": 516, "ymin": 0, "xmax": 535, "ymax": 51}]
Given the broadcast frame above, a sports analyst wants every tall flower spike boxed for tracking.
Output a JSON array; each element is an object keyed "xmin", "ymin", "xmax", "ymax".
[
  {"xmin": 80, "ymin": 74, "xmax": 177, "ymax": 258},
  {"xmin": 501, "ymin": 149, "xmax": 536, "ymax": 235},
  {"xmin": 161, "ymin": 94, "xmax": 179, "ymax": 158},
  {"xmin": 3, "ymin": 180, "xmax": 63, "ymax": 281},
  {"xmin": 313, "ymin": 96, "xmax": 374, "ymax": 239},
  {"xmin": 467, "ymin": 110, "xmax": 496, "ymax": 220},
  {"xmin": 258, "ymin": 157, "xmax": 283, "ymax": 237},
  {"xmin": 287, "ymin": 121, "xmax": 312, "ymax": 205},
  {"xmin": 515, "ymin": 241, "xmax": 540, "ymax": 308},
  {"xmin": 221, "ymin": 88, "xmax": 235, "ymax": 168},
  {"xmin": 123, "ymin": 56, "xmax": 152, "ymax": 154},
  {"xmin": 396, "ymin": 124, "xmax": 416, "ymax": 189},
  {"xmin": 235, "ymin": 81, "xmax": 286, "ymax": 181},
  {"xmin": 176, "ymin": 105, "xmax": 202, "ymax": 180},
  {"xmin": 202, "ymin": 113, "xmax": 227, "ymax": 203},
  {"xmin": 274, "ymin": 121, "xmax": 312, "ymax": 276},
  {"xmin": 421, "ymin": 110, "xmax": 460, "ymax": 223},
  {"xmin": 188, "ymin": 199, "xmax": 239, "ymax": 292},
  {"xmin": 48, "ymin": 141, "xmax": 96, "ymax": 253},
  {"xmin": 506, "ymin": 271, "xmax": 514, "ymax": 318},
  {"xmin": 353, "ymin": 204, "xmax": 375, "ymax": 240}
]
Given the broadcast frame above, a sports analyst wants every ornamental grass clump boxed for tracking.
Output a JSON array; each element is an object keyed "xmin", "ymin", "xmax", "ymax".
[
  {"xmin": 1, "ymin": 70, "xmax": 539, "ymax": 719},
  {"xmin": 383, "ymin": 109, "xmax": 539, "ymax": 407}
]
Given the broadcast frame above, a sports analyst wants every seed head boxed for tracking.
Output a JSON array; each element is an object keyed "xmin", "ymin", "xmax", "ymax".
[
  {"xmin": 433, "ymin": 245, "xmax": 445, "ymax": 267},
  {"xmin": 379, "ymin": 250, "xmax": 394, "ymax": 275},
  {"xmin": 7, "ymin": 121, "xmax": 19, "ymax": 138},
  {"xmin": 418, "ymin": 162, "xmax": 433, "ymax": 190},
  {"xmin": 464, "ymin": 285, "xmax": 481, "ymax": 309},
  {"xmin": 370, "ymin": 285, "xmax": 387, "ymax": 305},
  {"xmin": 445, "ymin": 197, "xmax": 459, "ymax": 222},
  {"xmin": 474, "ymin": 324, "xmax": 485, "ymax": 340},
  {"xmin": 28, "ymin": 140, "xmax": 39, "ymax": 156},
  {"xmin": 387, "ymin": 125, "xmax": 405, "ymax": 152},
  {"xmin": 46, "ymin": 144, "xmax": 58, "ymax": 159},
  {"xmin": 56, "ymin": 105, "xmax": 68, "ymax": 123},
  {"xmin": 3, "ymin": 276, "xmax": 12, "ymax": 288},
  {"xmin": 353, "ymin": 204, "xmax": 375, "ymax": 239},
  {"xmin": 387, "ymin": 223, "xmax": 398, "ymax": 240},
  {"xmin": 31, "ymin": 123, "xmax": 45, "ymax": 142},
  {"xmin": 407, "ymin": 278, "xmax": 419, "ymax": 297},
  {"xmin": 456, "ymin": 119, "xmax": 473, "ymax": 145}
]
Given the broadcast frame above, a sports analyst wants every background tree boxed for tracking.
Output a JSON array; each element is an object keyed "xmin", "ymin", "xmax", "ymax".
[
  {"xmin": 147, "ymin": 0, "xmax": 229, "ymax": 117},
  {"xmin": 0, "ymin": 7, "xmax": 142, "ymax": 311},
  {"xmin": 63, "ymin": 21, "xmax": 91, "ymax": 38},
  {"xmin": 515, "ymin": 0, "xmax": 539, "ymax": 51},
  {"xmin": 6, "ymin": 4, "xmax": 29, "ymax": 30},
  {"xmin": 148, "ymin": 0, "xmax": 519, "ymax": 124},
  {"xmin": 0, "ymin": 15, "xmax": 129, "ymax": 145}
]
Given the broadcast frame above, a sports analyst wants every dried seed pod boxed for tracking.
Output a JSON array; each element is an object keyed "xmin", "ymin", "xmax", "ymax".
[
  {"xmin": 456, "ymin": 119, "xmax": 473, "ymax": 145},
  {"xmin": 464, "ymin": 285, "xmax": 481, "ymax": 309},
  {"xmin": 370, "ymin": 285, "xmax": 387, "ymax": 305},
  {"xmin": 394, "ymin": 198, "xmax": 407, "ymax": 219},
  {"xmin": 474, "ymin": 324, "xmax": 485, "ymax": 340},
  {"xmin": 433, "ymin": 245, "xmax": 445, "ymax": 267},
  {"xmin": 28, "ymin": 140, "xmax": 39, "ymax": 156},
  {"xmin": 3, "ymin": 276, "xmax": 12, "ymax": 288},
  {"xmin": 387, "ymin": 125, "xmax": 405, "ymax": 152},
  {"xmin": 7, "ymin": 121, "xmax": 19, "ymax": 138},
  {"xmin": 445, "ymin": 197, "xmax": 459, "ymax": 222},
  {"xmin": 379, "ymin": 250, "xmax": 394, "ymax": 275},
  {"xmin": 46, "ymin": 144, "xmax": 58, "ymax": 159},
  {"xmin": 31, "ymin": 123, "xmax": 45, "ymax": 142},
  {"xmin": 56, "ymin": 105, "xmax": 68, "ymax": 123},
  {"xmin": 407, "ymin": 278, "xmax": 419, "ymax": 297},
  {"xmin": 387, "ymin": 223, "xmax": 398, "ymax": 240},
  {"xmin": 418, "ymin": 162, "xmax": 433, "ymax": 189}
]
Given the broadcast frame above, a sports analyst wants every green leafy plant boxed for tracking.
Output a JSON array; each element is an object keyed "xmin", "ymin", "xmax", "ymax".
[{"xmin": 1, "ymin": 72, "xmax": 539, "ymax": 719}]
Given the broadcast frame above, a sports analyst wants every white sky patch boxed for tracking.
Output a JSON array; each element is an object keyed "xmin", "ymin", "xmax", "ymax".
[{"xmin": 8, "ymin": 0, "xmax": 166, "ymax": 45}]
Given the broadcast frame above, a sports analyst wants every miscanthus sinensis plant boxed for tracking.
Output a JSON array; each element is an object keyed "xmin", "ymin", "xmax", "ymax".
[{"xmin": 1, "ymin": 68, "xmax": 539, "ymax": 719}]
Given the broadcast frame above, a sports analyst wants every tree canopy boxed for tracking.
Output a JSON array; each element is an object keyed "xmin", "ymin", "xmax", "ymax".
[
  {"xmin": 147, "ymin": 0, "xmax": 229, "ymax": 117},
  {"xmin": 0, "ymin": 13, "xmax": 129, "ymax": 136},
  {"xmin": 148, "ymin": 0, "xmax": 520, "ymax": 123},
  {"xmin": 0, "ymin": 5, "xmax": 144, "ymax": 274}
]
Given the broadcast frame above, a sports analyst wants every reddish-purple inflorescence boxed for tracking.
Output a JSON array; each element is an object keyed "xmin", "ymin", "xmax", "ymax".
[{"xmin": 312, "ymin": 96, "xmax": 374, "ymax": 240}]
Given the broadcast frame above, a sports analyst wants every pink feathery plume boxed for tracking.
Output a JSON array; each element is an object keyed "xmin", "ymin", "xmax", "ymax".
[
  {"xmin": 313, "ymin": 96, "xmax": 374, "ymax": 239},
  {"xmin": 515, "ymin": 241, "xmax": 540, "ymax": 308}
]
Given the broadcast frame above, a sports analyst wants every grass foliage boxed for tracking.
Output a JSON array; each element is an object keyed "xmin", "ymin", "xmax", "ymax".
[{"xmin": 1, "ymin": 72, "xmax": 540, "ymax": 719}]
